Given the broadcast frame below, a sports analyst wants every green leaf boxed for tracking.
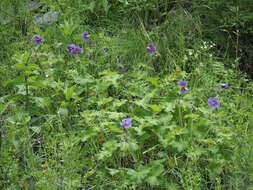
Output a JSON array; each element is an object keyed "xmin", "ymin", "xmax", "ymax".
[
  {"xmin": 69, "ymin": 70, "xmax": 94, "ymax": 85},
  {"xmin": 97, "ymin": 140, "xmax": 118, "ymax": 160},
  {"xmin": 21, "ymin": 52, "xmax": 30, "ymax": 65},
  {"xmin": 103, "ymin": 0, "xmax": 110, "ymax": 14},
  {"xmin": 112, "ymin": 99, "xmax": 126, "ymax": 109},
  {"xmin": 89, "ymin": 1, "xmax": 95, "ymax": 12},
  {"xmin": 12, "ymin": 140, "xmax": 19, "ymax": 149},
  {"xmin": 28, "ymin": 81, "xmax": 46, "ymax": 88},
  {"xmin": 107, "ymin": 168, "xmax": 120, "ymax": 176},
  {"xmin": 127, "ymin": 167, "xmax": 148, "ymax": 184},
  {"xmin": 184, "ymin": 113, "xmax": 199, "ymax": 120},
  {"xmin": 105, "ymin": 111, "xmax": 125, "ymax": 119},
  {"xmin": 7, "ymin": 112, "xmax": 31, "ymax": 125},
  {"xmin": 2, "ymin": 76, "xmax": 24, "ymax": 87},
  {"xmin": 149, "ymin": 160, "xmax": 164, "ymax": 176},
  {"xmin": 147, "ymin": 176, "xmax": 159, "ymax": 186},
  {"xmin": 0, "ymin": 101, "xmax": 12, "ymax": 116},
  {"xmin": 58, "ymin": 107, "xmax": 68, "ymax": 118},
  {"xmin": 32, "ymin": 97, "xmax": 50, "ymax": 108},
  {"xmin": 98, "ymin": 97, "xmax": 113, "ymax": 106},
  {"xmin": 65, "ymin": 87, "xmax": 73, "ymax": 101},
  {"xmin": 119, "ymin": 140, "xmax": 139, "ymax": 152},
  {"xmin": 79, "ymin": 127, "xmax": 100, "ymax": 142},
  {"xmin": 149, "ymin": 77, "xmax": 160, "ymax": 87},
  {"xmin": 170, "ymin": 140, "xmax": 186, "ymax": 152},
  {"xmin": 26, "ymin": 64, "xmax": 40, "ymax": 70},
  {"xmin": 13, "ymin": 63, "xmax": 26, "ymax": 70},
  {"xmin": 147, "ymin": 104, "xmax": 162, "ymax": 112},
  {"xmin": 13, "ymin": 63, "xmax": 39, "ymax": 71},
  {"xmin": 108, "ymin": 125, "xmax": 122, "ymax": 133},
  {"xmin": 30, "ymin": 126, "xmax": 41, "ymax": 134}
]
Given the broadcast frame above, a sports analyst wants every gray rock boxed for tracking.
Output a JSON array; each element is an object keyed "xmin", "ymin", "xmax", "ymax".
[{"xmin": 34, "ymin": 11, "xmax": 58, "ymax": 25}]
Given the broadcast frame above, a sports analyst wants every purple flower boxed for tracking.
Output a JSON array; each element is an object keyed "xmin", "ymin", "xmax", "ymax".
[
  {"xmin": 146, "ymin": 42, "xmax": 156, "ymax": 55},
  {"xmin": 66, "ymin": 44, "xmax": 76, "ymax": 55},
  {"xmin": 120, "ymin": 118, "xmax": 132, "ymax": 129},
  {"xmin": 82, "ymin": 31, "xmax": 89, "ymax": 41},
  {"xmin": 221, "ymin": 83, "xmax": 228, "ymax": 89},
  {"xmin": 177, "ymin": 80, "xmax": 188, "ymax": 94},
  {"xmin": 66, "ymin": 44, "xmax": 83, "ymax": 56},
  {"xmin": 74, "ymin": 46, "xmax": 83, "ymax": 56},
  {"xmin": 208, "ymin": 97, "xmax": 220, "ymax": 109},
  {"xmin": 33, "ymin": 35, "xmax": 44, "ymax": 45},
  {"xmin": 177, "ymin": 80, "xmax": 186, "ymax": 87},
  {"xmin": 180, "ymin": 87, "xmax": 188, "ymax": 94}
]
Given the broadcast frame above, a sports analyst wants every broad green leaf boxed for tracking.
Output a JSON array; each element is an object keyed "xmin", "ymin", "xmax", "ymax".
[
  {"xmin": 108, "ymin": 125, "xmax": 122, "ymax": 133},
  {"xmin": 26, "ymin": 64, "xmax": 40, "ymax": 70},
  {"xmin": 69, "ymin": 70, "xmax": 94, "ymax": 85},
  {"xmin": 98, "ymin": 97, "xmax": 113, "ymax": 106},
  {"xmin": 149, "ymin": 77, "xmax": 160, "ymax": 87},
  {"xmin": 28, "ymin": 81, "xmax": 46, "ymax": 88},
  {"xmin": 98, "ymin": 140, "xmax": 118, "ymax": 160},
  {"xmin": 65, "ymin": 87, "xmax": 73, "ymax": 100},
  {"xmin": 21, "ymin": 52, "xmax": 30, "ymax": 65},
  {"xmin": 147, "ymin": 104, "xmax": 162, "ymax": 112},
  {"xmin": 112, "ymin": 99, "xmax": 126, "ymax": 108},
  {"xmin": 119, "ymin": 140, "xmax": 139, "ymax": 152},
  {"xmin": 98, "ymin": 32, "xmax": 104, "ymax": 39},
  {"xmin": 24, "ymin": 70, "xmax": 35, "ymax": 76},
  {"xmin": 13, "ymin": 63, "xmax": 39, "ymax": 71},
  {"xmin": 6, "ymin": 112, "xmax": 31, "ymax": 125},
  {"xmin": 32, "ymin": 97, "xmax": 50, "ymax": 108},
  {"xmin": 147, "ymin": 176, "xmax": 159, "ymax": 186},
  {"xmin": 107, "ymin": 168, "xmax": 120, "ymax": 176},
  {"xmin": 13, "ymin": 63, "xmax": 26, "ymax": 70},
  {"xmin": 2, "ymin": 76, "xmax": 24, "ymax": 87}
]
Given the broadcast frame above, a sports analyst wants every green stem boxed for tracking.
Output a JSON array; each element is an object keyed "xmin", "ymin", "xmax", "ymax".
[
  {"xmin": 25, "ymin": 52, "xmax": 32, "ymax": 109},
  {"xmin": 25, "ymin": 75, "xmax": 29, "ymax": 108}
]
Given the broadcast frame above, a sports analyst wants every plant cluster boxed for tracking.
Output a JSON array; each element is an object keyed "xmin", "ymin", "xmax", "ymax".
[{"xmin": 0, "ymin": 0, "xmax": 252, "ymax": 189}]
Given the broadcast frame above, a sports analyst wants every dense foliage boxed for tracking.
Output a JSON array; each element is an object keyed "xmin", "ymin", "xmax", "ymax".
[{"xmin": 0, "ymin": 0, "xmax": 252, "ymax": 189}]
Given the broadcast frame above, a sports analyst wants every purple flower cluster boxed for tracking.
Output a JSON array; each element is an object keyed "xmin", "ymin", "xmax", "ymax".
[
  {"xmin": 176, "ymin": 79, "xmax": 222, "ymax": 109},
  {"xmin": 33, "ymin": 35, "xmax": 44, "ymax": 45},
  {"xmin": 146, "ymin": 42, "xmax": 156, "ymax": 55},
  {"xmin": 120, "ymin": 118, "xmax": 132, "ymax": 129},
  {"xmin": 32, "ymin": 33, "xmax": 226, "ymax": 111},
  {"xmin": 82, "ymin": 31, "xmax": 89, "ymax": 41},
  {"xmin": 66, "ymin": 44, "xmax": 83, "ymax": 56},
  {"xmin": 208, "ymin": 97, "xmax": 220, "ymax": 109},
  {"xmin": 177, "ymin": 80, "xmax": 188, "ymax": 94},
  {"xmin": 65, "ymin": 31, "xmax": 89, "ymax": 56}
]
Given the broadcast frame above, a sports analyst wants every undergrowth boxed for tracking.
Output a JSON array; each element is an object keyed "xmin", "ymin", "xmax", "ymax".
[{"xmin": 0, "ymin": 0, "xmax": 252, "ymax": 189}]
